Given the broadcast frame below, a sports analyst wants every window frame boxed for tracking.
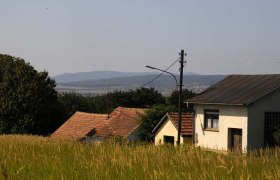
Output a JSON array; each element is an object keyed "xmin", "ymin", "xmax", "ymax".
[{"xmin": 204, "ymin": 109, "xmax": 219, "ymax": 131}]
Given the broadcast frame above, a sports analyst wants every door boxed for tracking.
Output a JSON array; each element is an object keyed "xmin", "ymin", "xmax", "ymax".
[{"xmin": 230, "ymin": 128, "xmax": 242, "ymax": 152}]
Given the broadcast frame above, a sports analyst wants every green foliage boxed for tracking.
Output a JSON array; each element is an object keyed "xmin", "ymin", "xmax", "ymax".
[
  {"xmin": 58, "ymin": 92, "xmax": 93, "ymax": 117},
  {"xmin": 168, "ymin": 88, "xmax": 197, "ymax": 110},
  {"xmin": 138, "ymin": 105, "xmax": 175, "ymax": 142},
  {"xmin": 107, "ymin": 88, "xmax": 165, "ymax": 108},
  {"xmin": 1, "ymin": 135, "xmax": 280, "ymax": 179},
  {"xmin": 0, "ymin": 54, "xmax": 59, "ymax": 135},
  {"xmin": 58, "ymin": 88, "xmax": 165, "ymax": 116}
]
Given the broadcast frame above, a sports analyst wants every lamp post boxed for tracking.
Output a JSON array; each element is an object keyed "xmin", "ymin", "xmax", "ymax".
[
  {"xmin": 146, "ymin": 50, "xmax": 185, "ymax": 146},
  {"xmin": 145, "ymin": 65, "xmax": 178, "ymax": 89},
  {"xmin": 146, "ymin": 64, "xmax": 182, "ymax": 145}
]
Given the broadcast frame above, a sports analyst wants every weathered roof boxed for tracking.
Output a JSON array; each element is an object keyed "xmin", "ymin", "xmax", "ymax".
[
  {"xmin": 152, "ymin": 112, "xmax": 193, "ymax": 136},
  {"xmin": 51, "ymin": 107, "xmax": 145, "ymax": 140},
  {"xmin": 51, "ymin": 112, "xmax": 107, "ymax": 140},
  {"xmin": 186, "ymin": 74, "xmax": 280, "ymax": 105},
  {"xmin": 105, "ymin": 107, "xmax": 145, "ymax": 137}
]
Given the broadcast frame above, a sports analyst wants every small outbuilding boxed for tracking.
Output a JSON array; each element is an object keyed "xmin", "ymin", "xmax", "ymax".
[
  {"xmin": 186, "ymin": 74, "xmax": 280, "ymax": 152},
  {"xmin": 152, "ymin": 112, "xmax": 193, "ymax": 146}
]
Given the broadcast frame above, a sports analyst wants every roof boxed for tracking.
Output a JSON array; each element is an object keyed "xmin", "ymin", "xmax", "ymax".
[
  {"xmin": 51, "ymin": 107, "xmax": 145, "ymax": 140},
  {"xmin": 51, "ymin": 112, "xmax": 107, "ymax": 140},
  {"xmin": 152, "ymin": 112, "xmax": 193, "ymax": 136},
  {"xmin": 186, "ymin": 74, "xmax": 280, "ymax": 106},
  {"xmin": 104, "ymin": 107, "xmax": 145, "ymax": 137}
]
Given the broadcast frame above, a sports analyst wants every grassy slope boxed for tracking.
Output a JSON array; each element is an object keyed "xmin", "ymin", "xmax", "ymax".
[{"xmin": 0, "ymin": 135, "xmax": 279, "ymax": 179}]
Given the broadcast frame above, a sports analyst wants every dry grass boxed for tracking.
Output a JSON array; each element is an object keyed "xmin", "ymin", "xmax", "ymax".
[{"xmin": 0, "ymin": 135, "xmax": 279, "ymax": 179}]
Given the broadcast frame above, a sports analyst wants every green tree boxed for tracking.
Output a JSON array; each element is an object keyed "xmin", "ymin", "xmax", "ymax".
[
  {"xmin": 132, "ymin": 88, "xmax": 165, "ymax": 108},
  {"xmin": 0, "ymin": 54, "xmax": 59, "ymax": 135},
  {"xmin": 138, "ymin": 105, "xmax": 175, "ymax": 142},
  {"xmin": 107, "ymin": 88, "xmax": 165, "ymax": 108},
  {"xmin": 58, "ymin": 92, "xmax": 92, "ymax": 117},
  {"xmin": 168, "ymin": 89, "xmax": 196, "ymax": 111}
]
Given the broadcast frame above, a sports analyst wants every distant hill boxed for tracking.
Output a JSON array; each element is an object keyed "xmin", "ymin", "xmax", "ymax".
[
  {"xmin": 53, "ymin": 71, "xmax": 198, "ymax": 83},
  {"xmin": 56, "ymin": 74, "xmax": 227, "ymax": 95}
]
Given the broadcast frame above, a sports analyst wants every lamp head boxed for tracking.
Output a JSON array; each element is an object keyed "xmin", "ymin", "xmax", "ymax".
[{"xmin": 145, "ymin": 65, "xmax": 156, "ymax": 70}]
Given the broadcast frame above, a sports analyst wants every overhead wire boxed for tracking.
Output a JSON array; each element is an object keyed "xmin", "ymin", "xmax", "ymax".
[{"xmin": 141, "ymin": 57, "xmax": 180, "ymax": 87}]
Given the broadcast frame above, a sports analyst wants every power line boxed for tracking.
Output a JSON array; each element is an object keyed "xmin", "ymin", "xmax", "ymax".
[
  {"xmin": 189, "ymin": 60, "xmax": 280, "ymax": 64},
  {"xmin": 141, "ymin": 57, "xmax": 180, "ymax": 87}
]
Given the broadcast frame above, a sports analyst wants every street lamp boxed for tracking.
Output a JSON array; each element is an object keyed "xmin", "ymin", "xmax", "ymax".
[
  {"xmin": 145, "ymin": 65, "xmax": 182, "ymax": 145},
  {"xmin": 145, "ymin": 65, "xmax": 178, "ymax": 89},
  {"xmin": 145, "ymin": 50, "xmax": 185, "ymax": 146}
]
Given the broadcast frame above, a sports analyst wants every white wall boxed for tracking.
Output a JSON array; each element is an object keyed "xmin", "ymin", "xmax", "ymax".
[
  {"xmin": 154, "ymin": 118, "xmax": 183, "ymax": 146},
  {"xmin": 194, "ymin": 104, "xmax": 248, "ymax": 151},
  {"xmin": 248, "ymin": 88, "xmax": 280, "ymax": 149}
]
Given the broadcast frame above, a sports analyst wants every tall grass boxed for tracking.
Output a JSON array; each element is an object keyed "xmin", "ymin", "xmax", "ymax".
[{"xmin": 0, "ymin": 135, "xmax": 279, "ymax": 179}]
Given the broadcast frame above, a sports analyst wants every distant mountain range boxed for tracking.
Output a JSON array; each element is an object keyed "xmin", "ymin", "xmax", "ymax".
[
  {"xmin": 54, "ymin": 71, "xmax": 227, "ymax": 95},
  {"xmin": 53, "ymin": 71, "xmax": 198, "ymax": 83}
]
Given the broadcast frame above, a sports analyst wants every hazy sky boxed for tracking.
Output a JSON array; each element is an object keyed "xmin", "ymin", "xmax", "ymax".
[{"xmin": 1, "ymin": 0, "xmax": 280, "ymax": 76}]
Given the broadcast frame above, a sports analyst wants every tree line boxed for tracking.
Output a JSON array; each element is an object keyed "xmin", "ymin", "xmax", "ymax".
[
  {"xmin": 0, "ymin": 54, "xmax": 196, "ymax": 141},
  {"xmin": 3, "ymin": 54, "xmax": 280, "ymax": 144}
]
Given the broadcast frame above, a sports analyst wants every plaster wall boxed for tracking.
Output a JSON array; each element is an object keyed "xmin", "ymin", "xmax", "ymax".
[
  {"xmin": 194, "ymin": 104, "xmax": 248, "ymax": 151},
  {"xmin": 154, "ymin": 118, "xmax": 183, "ymax": 146}
]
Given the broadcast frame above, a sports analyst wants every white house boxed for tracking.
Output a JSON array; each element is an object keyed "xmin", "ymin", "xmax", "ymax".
[
  {"xmin": 152, "ymin": 112, "xmax": 193, "ymax": 146},
  {"xmin": 186, "ymin": 75, "xmax": 280, "ymax": 152}
]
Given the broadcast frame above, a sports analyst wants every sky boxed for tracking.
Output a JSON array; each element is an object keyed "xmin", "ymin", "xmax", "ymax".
[{"xmin": 1, "ymin": 0, "xmax": 280, "ymax": 76}]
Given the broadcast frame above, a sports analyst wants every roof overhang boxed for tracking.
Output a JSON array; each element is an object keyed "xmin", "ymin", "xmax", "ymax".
[
  {"xmin": 152, "ymin": 113, "xmax": 169, "ymax": 133},
  {"xmin": 185, "ymin": 102, "xmax": 245, "ymax": 106}
]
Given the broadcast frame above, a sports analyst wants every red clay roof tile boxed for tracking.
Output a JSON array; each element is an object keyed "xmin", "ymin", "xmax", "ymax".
[
  {"xmin": 152, "ymin": 112, "xmax": 193, "ymax": 136},
  {"xmin": 51, "ymin": 107, "xmax": 145, "ymax": 140}
]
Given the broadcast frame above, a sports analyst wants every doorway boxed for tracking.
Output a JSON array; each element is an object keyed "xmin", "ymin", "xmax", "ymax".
[
  {"xmin": 228, "ymin": 128, "xmax": 242, "ymax": 152},
  {"xmin": 163, "ymin": 135, "xmax": 175, "ymax": 145}
]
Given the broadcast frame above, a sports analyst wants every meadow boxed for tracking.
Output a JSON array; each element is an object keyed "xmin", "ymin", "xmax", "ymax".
[{"xmin": 0, "ymin": 135, "xmax": 279, "ymax": 180}]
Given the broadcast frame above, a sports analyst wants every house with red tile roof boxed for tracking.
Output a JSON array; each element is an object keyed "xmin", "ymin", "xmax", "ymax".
[
  {"xmin": 152, "ymin": 112, "xmax": 193, "ymax": 146},
  {"xmin": 51, "ymin": 107, "xmax": 146, "ymax": 141}
]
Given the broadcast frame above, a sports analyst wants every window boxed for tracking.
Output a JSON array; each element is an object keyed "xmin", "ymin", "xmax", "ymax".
[
  {"xmin": 204, "ymin": 110, "xmax": 219, "ymax": 130},
  {"xmin": 163, "ymin": 136, "xmax": 175, "ymax": 145},
  {"xmin": 265, "ymin": 112, "xmax": 280, "ymax": 146}
]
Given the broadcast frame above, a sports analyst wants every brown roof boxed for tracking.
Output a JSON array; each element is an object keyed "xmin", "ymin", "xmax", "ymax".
[
  {"xmin": 51, "ymin": 107, "xmax": 145, "ymax": 140},
  {"xmin": 105, "ymin": 107, "xmax": 145, "ymax": 137},
  {"xmin": 152, "ymin": 112, "xmax": 193, "ymax": 136},
  {"xmin": 186, "ymin": 74, "xmax": 280, "ymax": 105}
]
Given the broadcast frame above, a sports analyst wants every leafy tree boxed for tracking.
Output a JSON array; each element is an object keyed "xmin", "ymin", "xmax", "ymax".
[
  {"xmin": 168, "ymin": 89, "xmax": 197, "ymax": 111},
  {"xmin": 132, "ymin": 88, "xmax": 166, "ymax": 107},
  {"xmin": 0, "ymin": 54, "xmax": 59, "ymax": 135},
  {"xmin": 107, "ymin": 88, "xmax": 165, "ymax": 108},
  {"xmin": 58, "ymin": 92, "xmax": 92, "ymax": 117},
  {"xmin": 138, "ymin": 105, "xmax": 175, "ymax": 142},
  {"xmin": 57, "ymin": 88, "xmax": 165, "ymax": 117}
]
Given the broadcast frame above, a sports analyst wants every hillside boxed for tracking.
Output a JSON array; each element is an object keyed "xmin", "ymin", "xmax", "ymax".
[
  {"xmin": 0, "ymin": 135, "xmax": 279, "ymax": 179},
  {"xmin": 54, "ymin": 71, "xmax": 199, "ymax": 83},
  {"xmin": 56, "ymin": 75, "xmax": 227, "ymax": 95}
]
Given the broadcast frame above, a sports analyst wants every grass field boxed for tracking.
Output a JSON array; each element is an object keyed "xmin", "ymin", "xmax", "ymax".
[{"xmin": 0, "ymin": 135, "xmax": 279, "ymax": 179}]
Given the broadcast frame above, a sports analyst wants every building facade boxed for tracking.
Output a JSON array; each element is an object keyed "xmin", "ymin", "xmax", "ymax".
[{"xmin": 187, "ymin": 75, "xmax": 280, "ymax": 151}]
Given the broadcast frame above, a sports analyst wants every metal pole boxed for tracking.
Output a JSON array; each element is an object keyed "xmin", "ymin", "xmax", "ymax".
[{"xmin": 177, "ymin": 49, "xmax": 184, "ymax": 145}]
